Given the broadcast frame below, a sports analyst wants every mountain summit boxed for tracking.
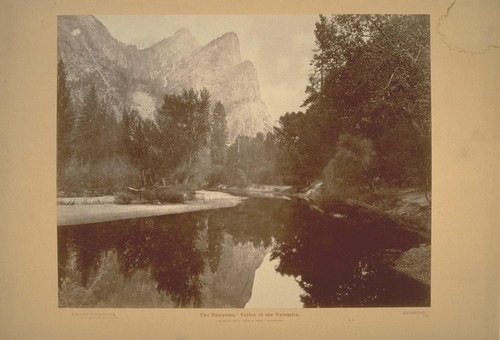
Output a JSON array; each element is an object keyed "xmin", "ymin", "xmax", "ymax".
[{"xmin": 57, "ymin": 16, "xmax": 273, "ymax": 141}]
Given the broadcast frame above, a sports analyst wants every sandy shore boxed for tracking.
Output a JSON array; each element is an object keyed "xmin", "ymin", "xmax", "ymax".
[
  {"xmin": 57, "ymin": 191, "xmax": 246, "ymax": 226},
  {"xmin": 57, "ymin": 196, "xmax": 115, "ymax": 205}
]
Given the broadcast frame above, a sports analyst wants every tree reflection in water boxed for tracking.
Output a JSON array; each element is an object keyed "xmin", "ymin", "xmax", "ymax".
[
  {"xmin": 58, "ymin": 198, "xmax": 429, "ymax": 308},
  {"xmin": 60, "ymin": 214, "xmax": 205, "ymax": 307},
  {"xmin": 270, "ymin": 200, "xmax": 429, "ymax": 307},
  {"xmin": 209, "ymin": 197, "xmax": 289, "ymax": 248},
  {"xmin": 206, "ymin": 215, "xmax": 224, "ymax": 273}
]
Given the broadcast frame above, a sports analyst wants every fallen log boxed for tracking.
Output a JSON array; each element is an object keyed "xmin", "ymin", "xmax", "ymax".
[{"xmin": 127, "ymin": 187, "xmax": 145, "ymax": 193}]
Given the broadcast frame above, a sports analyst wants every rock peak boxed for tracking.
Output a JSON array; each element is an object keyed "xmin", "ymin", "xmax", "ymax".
[
  {"xmin": 203, "ymin": 31, "xmax": 241, "ymax": 64},
  {"xmin": 215, "ymin": 31, "xmax": 239, "ymax": 44},
  {"xmin": 143, "ymin": 27, "xmax": 199, "ymax": 54},
  {"xmin": 174, "ymin": 28, "xmax": 192, "ymax": 38}
]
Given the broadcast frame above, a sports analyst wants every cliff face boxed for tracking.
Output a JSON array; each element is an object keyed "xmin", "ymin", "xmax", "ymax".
[
  {"xmin": 57, "ymin": 15, "xmax": 273, "ymax": 140},
  {"xmin": 57, "ymin": 16, "xmax": 133, "ymax": 110}
]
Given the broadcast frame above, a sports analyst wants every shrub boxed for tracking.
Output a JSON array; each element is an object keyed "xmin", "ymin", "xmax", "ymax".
[
  {"xmin": 141, "ymin": 188, "xmax": 158, "ymax": 203},
  {"xmin": 323, "ymin": 134, "xmax": 375, "ymax": 198},
  {"xmin": 114, "ymin": 191, "xmax": 134, "ymax": 204},
  {"xmin": 253, "ymin": 165, "xmax": 283, "ymax": 185},
  {"xmin": 140, "ymin": 186, "xmax": 187, "ymax": 204},
  {"xmin": 169, "ymin": 184, "xmax": 195, "ymax": 200},
  {"xmin": 206, "ymin": 165, "xmax": 225, "ymax": 187},
  {"xmin": 59, "ymin": 157, "xmax": 142, "ymax": 196},
  {"xmin": 154, "ymin": 187, "xmax": 185, "ymax": 203}
]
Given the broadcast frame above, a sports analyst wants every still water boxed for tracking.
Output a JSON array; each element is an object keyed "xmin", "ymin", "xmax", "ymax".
[{"xmin": 58, "ymin": 197, "xmax": 430, "ymax": 308}]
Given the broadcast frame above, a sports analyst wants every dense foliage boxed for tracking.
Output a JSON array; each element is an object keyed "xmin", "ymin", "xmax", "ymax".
[
  {"xmin": 57, "ymin": 60, "xmax": 75, "ymax": 178},
  {"xmin": 57, "ymin": 60, "xmax": 232, "ymax": 195},
  {"xmin": 225, "ymin": 132, "xmax": 280, "ymax": 186},
  {"xmin": 277, "ymin": 15, "xmax": 430, "ymax": 192}
]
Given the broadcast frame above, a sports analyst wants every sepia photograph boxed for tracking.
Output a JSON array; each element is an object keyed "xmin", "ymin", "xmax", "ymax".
[
  {"xmin": 56, "ymin": 14, "xmax": 431, "ymax": 309},
  {"xmin": 3, "ymin": 0, "xmax": 499, "ymax": 337}
]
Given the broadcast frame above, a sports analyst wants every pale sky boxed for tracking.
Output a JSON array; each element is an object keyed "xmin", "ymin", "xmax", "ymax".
[{"xmin": 96, "ymin": 15, "xmax": 319, "ymax": 121}]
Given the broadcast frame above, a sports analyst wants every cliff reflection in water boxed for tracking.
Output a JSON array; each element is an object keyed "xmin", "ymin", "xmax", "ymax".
[{"xmin": 58, "ymin": 198, "xmax": 429, "ymax": 308}]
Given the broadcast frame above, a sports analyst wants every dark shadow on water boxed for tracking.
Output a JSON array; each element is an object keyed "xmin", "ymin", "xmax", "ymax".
[
  {"xmin": 270, "ymin": 200, "xmax": 429, "ymax": 307},
  {"xmin": 58, "ymin": 198, "xmax": 429, "ymax": 308}
]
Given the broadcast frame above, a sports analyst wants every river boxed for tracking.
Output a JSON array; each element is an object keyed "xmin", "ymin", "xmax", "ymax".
[{"xmin": 58, "ymin": 197, "xmax": 430, "ymax": 308}]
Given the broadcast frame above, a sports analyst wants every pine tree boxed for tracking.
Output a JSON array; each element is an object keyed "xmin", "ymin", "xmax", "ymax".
[
  {"xmin": 210, "ymin": 101, "xmax": 228, "ymax": 166},
  {"xmin": 120, "ymin": 107, "xmax": 132, "ymax": 157},
  {"xmin": 74, "ymin": 85, "xmax": 100, "ymax": 166},
  {"xmin": 57, "ymin": 59, "xmax": 75, "ymax": 178}
]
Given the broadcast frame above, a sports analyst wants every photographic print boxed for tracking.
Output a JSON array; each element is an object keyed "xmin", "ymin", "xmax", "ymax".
[{"xmin": 57, "ymin": 15, "xmax": 431, "ymax": 308}]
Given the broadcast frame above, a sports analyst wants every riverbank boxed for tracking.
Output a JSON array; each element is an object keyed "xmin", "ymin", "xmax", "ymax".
[
  {"xmin": 298, "ymin": 182, "xmax": 431, "ymax": 237},
  {"xmin": 57, "ymin": 196, "xmax": 115, "ymax": 205},
  {"xmin": 57, "ymin": 191, "xmax": 246, "ymax": 226},
  {"xmin": 394, "ymin": 244, "xmax": 431, "ymax": 285},
  {"xmin": 295, "ymin": 182, "xmax": 431, "ymax": 286}
]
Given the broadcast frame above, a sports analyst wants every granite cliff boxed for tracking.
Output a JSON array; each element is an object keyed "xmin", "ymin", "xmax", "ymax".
[{"xmin": 58, "ymin": 15, "xmax": 273, "ymax": 141}]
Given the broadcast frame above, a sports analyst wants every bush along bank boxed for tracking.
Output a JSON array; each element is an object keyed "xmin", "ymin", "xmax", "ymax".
[{"xmin": 114, "ymin": 186, "xmax": 195, "ymax": 205}]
